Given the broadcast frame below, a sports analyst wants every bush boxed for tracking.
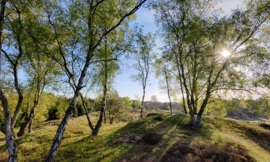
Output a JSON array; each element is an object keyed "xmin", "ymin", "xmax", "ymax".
[
  {"xmin": 259, "ymin": 123, "xmax": 270, "ymax": 130},
  {"xmin": 146, "ymin": 113, "xmax": 161, "ymax": 117},
  {"xmin": 153, "ymin": 115, "xmax": 164, "ymax": 121},
  {"xmin": 142, "ymin": 132, "xmax": 162, "ymax": 145}
]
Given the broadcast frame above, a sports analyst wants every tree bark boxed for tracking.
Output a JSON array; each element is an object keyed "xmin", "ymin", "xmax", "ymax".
[
  {"xmin": 92, "ymin": 94, "xmax": 106, "ymax": 136},
  {"xmin": 0, "ymin": 88, "xmax": 18, "ymax": 162},
  {"xmin": 180, "ymin": 76, "xmax": 187, "ymax": 114},
  {"xmin": 191, "ymin": 49, "xmax": 198, "ymax": 115},
  {"xmin": 9, "ymin": 4, "xmax": 24, "ymax": 138},
  {"xmin": 110, "ymin": 116, "xmax": 114, "ymax": 125},
  {"xmin": 179, "ymin": 52, "xmax": 194, "ymax": 117},
  {"xmin": 92, "ymin": 45, "xmax": 108, "ymax": 136},
  {"xmin": 177, "ymin": 45, "xmax": 194, "ymax": 125},
  {"xmin": 196, "ymin": 66, "xmax": 215, "ymax": 127},
  {"xmin": 164, "ymin": 66, "xmax": 172, "ymax": 114},
  {"xmin": 28, "ymin": 110, "xmax": 35, "ymax": 133},
  {"xmin": 92, "ymin": 80, "xmax": 107, "ymax": 136},
  {"xmin": 46, "ymin": 90, "xmax": 80, "ymax": 162},
  {"xmin": 17, "ymin": 103, "xmax": 38, "ymax": 137},
  {"xmin": 79, "ymin": 93, "xmax": 94, "ymax": 131},
  {"xmin": 104, "ymin": 111, "xmax": 106, "ymax": 124},
  {"xmin": 196, "ymin": 61, "xmax": 227, "ymax": 127},
  {"xmin": 175, "ymin": 52, "xmax": 187, "ymax": 114},
  {"xmin": 0, "ymin": 1, "xmax": 18, "ymax": 161},
  {"xmin": 11, "ymin": 65, "xmax": 23, "ymax": 138},
  {"xmin": 46, "ymin": 50, "xmax": 91, "ymax": 161},
  {"xmin": 141, "ymin": 86, "xmax": 145, "ymax": 118},
  {"xmin": 191, "ymin": 114, "xmax": 195, "ymax": 127}
]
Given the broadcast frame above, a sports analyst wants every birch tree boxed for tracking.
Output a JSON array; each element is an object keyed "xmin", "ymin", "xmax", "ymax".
[
  {"xmin": 23, "ymin": 0, "xmax": 148, "ymax": 161},
  {"xmin": 155, "ymin": 59, "xmax": 174, "ymax": 114},
  {"xmin": 17, "ymin": 49, "xmax": 60, "ymax": 137},
  {"xmin": 131, "ymin": 31, "xmax": 155, "ymax": 118},
  {"xmin": 154, "ymin": 0, "xmax": 270, "ymax": 126},
  {"xmin": 0, "ymin": 0, "xmax": 18, "ymax": 161},
  {"xmin": 1, "ymin": 1, "xmax": 28, "ymax": 138}
]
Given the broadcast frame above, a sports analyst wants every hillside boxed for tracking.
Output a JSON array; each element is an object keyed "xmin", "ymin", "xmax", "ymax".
[{"xmin": 0, "ymin": 114, "xmax": 270, "ymax": 162}]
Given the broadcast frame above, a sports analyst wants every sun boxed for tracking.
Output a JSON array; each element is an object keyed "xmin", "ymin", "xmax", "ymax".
[{"xmin": 221, "ymin": 50, "xmax": 231, "ymax": 58}]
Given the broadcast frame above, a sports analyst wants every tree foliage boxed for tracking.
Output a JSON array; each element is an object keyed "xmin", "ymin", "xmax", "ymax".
[{"xmin": 153, "ymin": 0, "xmax": 270, "ymax": 126}]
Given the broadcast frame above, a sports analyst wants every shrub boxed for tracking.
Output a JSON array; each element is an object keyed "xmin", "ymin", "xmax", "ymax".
[
  {"xmin": 146, "ymin": 113, "xmax": 161, "ymax": 117},
  {"xmin": 142, "ymin": 132, "xmax": 162, "ymax": 145},
  {"xmin": 153, "ymin": 115, "xmax": 164, "ymax": 121},
  {"xmin": 259, "ymin": 123, "xmax": 270, "ymax": 130}
]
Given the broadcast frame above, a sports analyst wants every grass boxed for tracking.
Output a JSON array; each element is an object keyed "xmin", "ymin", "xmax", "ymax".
[{"xmin": 0, "ymin": 113, "xmax": 269, "ymax": 161}]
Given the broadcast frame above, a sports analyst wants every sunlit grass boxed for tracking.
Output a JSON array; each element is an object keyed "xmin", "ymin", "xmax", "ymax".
[{"xmin": 0, "ymin": 113, "xmax": 269, "ymax": 161}]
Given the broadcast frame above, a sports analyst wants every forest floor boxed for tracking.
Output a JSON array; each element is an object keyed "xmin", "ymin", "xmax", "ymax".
[{"xmin": 0, "ymin": 113, "xmax": 270, "ymax": 162}]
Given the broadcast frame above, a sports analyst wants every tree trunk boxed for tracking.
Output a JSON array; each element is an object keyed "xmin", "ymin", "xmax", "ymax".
[
  {"xmin": 191, "ymin": 96, "xmax": 197, "ymax": 115},
  {"xmin": 191, "ymin": 51, "xmax": 198, "ymax": 115},
  {"xmin": 28, "ymin": 112, "xmax": 35, "ymax": 133},
  {"xmin": 179, "ymin": 58, "xmax": 193, "ymax": 116},
  {"xmin": 16, "ymin": 119, "xmax": 29, "ymax": 137},
  {"xmin": 92, "ymin": 95, "xmax": 106, "ymax": 136},
  {"xmin": 17, "ymin": 103, "xmax": 38, "ymax": 137},
  {"xmin": 196, "ymin": 115, "xmax": 202, "ymax": 127},
  {"xmin": 104, "ymin": 110, "xmax": 106, "ymax": 124},
  {"xmin": 191, "ymin": 115, "xmax": 195, "ymax": 127},
  {"xmin": 169, "ymin": 101, "xmax": 172, "ymax": 114},
  {"xmin": 196, "ymin": 91, "xmax": 211, "ymax": 127},
  {"xmin": 11, "ymin": 65, "xmax": 23, "ymax": 139},
  {"xmin": 92, "ymin": 41, "xmax": 108, "ymax": 136},
  {"xmin": 46, "ymin": 91, "xmax": 80, "ymax": 162},
  {"xmin": 141, "ymin": 86, "xmax": 145, "ymax": 118},
  {"xmin": 175, "ymin": 53, "xmax": 187, "ymax": 114},
  {"xmin": 79, "ymin": 93, "xmax": 94, "ymax": 131},
  {"xmin": 0, "ymin": 88, "xmax": 18, "ymax": 162},
  {"xmin": 92, "ymin": 67, "xmax": 107, "ymax": 136},
  {"xmin": 195, "ymin": 64, "xmax": 215, "ymax": 127},
  {"xmin": 164, "ymin": 66, "xmax": 172, "ymax": 114},
  {"xmin": 0, "ymin": 1, "xmax": 18, "ymax": 161},
  {"xmin": 177, "ymin": 47, "xmax": 194, "ymax": 124},
  {"xmin": 111, "ymin": 116, "xmax": 114, "ymax": 125},
  {"xmin": 140, "ymin": 107, "xmax": 143, "ymax": 118},
  {"xmin": 108, "ymin": 110, "xmax": 111, "ymax": 124}
]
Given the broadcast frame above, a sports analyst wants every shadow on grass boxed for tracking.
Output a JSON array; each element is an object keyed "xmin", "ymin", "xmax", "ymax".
[
  {"xmin": 3, "ymin": 114, "xmax": 254, "ymax": 162},
  {"xmin": 44, "ymin": 114, "xmax": 195, "ymax": 161},
  {"xmin": 75, "ymin": 114, "xmax": 214, "ymax": 162},
  {"xmin": 239, "ymin": 124, "xmax": 270, "ymax": 152},
  {"xmin": 205, "ymin": 117, "xmax": 270, "ymax": 153},
  {"xmin": 11, "ymin": 114, "xmax": 269, "ymax": 162}
]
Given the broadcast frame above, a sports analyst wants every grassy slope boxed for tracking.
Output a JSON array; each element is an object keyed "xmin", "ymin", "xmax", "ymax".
[{"xmin": 0, "ymin": 114, "xmax": 269, "ymax": 162}]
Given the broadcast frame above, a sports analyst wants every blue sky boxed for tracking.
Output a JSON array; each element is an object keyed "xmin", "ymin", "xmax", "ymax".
[{"xmin": 114, "ymin": 0, "xmax": 245, "ymax": 102}]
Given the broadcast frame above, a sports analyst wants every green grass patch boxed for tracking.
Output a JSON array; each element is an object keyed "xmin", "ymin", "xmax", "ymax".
[{"xmin": 0, "ymin": 114, "xmax": 269, "ymax": 161}]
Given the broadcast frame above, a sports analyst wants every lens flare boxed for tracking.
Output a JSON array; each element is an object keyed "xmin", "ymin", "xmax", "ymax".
[{"xmin": 222, "ymin": 50, "xmax": 230, "ymax": 57}]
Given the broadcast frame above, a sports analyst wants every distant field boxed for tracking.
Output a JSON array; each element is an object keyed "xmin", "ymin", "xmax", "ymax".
[{"xmin": 0, "ymin": 113, "xmax": 269, "ymax": 161}]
